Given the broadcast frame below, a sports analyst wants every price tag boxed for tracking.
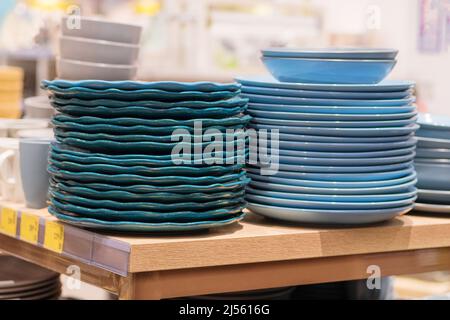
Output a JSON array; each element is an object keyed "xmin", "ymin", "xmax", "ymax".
[
  {"xmin": 43, "ymin": 221, "xmax": 64, "ymax": 253},
  {"xmin": 0, "ymin": 207, "xmax": 18, "ymax": 236},
  {"xmin": 20, "ymin": 212, "xmax": 40, "ymax": 244}
]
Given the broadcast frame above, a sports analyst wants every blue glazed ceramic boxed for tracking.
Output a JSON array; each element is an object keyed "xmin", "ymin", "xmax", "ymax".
[
  {"xmin": 42, "ymin": 79, "xmax": 241, "ymax": 92},
  {"xmin": 417, "ymin": 113, "xmax": 450, "ymax": 140},
  {"xmin": 44, "ymin": 84, "xmax": 239, "ymax": 101},
  {"xmin": 235, "ymin": 76, "xmax": 415, "ymax": 92},
  {"xmin": 242, "ymin": 85, "xmax": 411, "ymax": 100},
  {"xmin": 249, "ymin": 178, "xmax": 417, "ymax": 195},
  {"xmin": 415, "ymin": 147, "xmax": 450, "ymax": 159},
  {"xmin": 246, "ymin": 166, "xmax": 414, "ymax": 182},
  {"xmin": 251, "ymin": 115, "xmax": 417, "ymax": 128},
  {"xmin": 261, "ymin": 48, "xmax": 398, "ymax": 60},
  {"xmin": 414, "ymin": 202, "xmax": 450, "ymax": 214},
  {"xmin": 50, "ymin": 189, "xmax": 245, "ymax": 211},
  {"xmin": 241, "ymin": 93, "xmax": 414, "ymax": 106},
  {"xmin": 247, "ymin": 103, "xmax": 416, "ymax": 115},
  {"xmin": 51, "ymin": 180, "xmax": 245, "ymax": 202},
  {"xmin": 246, "ymin": 186, "xmax": 416, "ymax": 202},
  {"xmin": 247, "ymin": 172, "xmax": 416, "ymax": 188},
  {"xmin": 48, "ymin": 205, "xmax": 245, "ymax": 231},
  {"xmin": 415, "ymin": 161, "xmax": 450, "ymax": 191},
  {"xmin": 247, "ymin": 108, "xmax": 417, "ymax": 121},
  {"xmin": 50, "ymin": 176, "xmax": 250, "ymax": 194},
  {"xmin": 250, "ymin": 123, "xmax": 419, "ymax": 137},
  {"xmin": 261, "ymin": 56, "xmax": 396, "ymax": 84},
  {"xmin": 275, "ymin": 153, "xmax": 415, "ymax": 166},
  {"xmin": 417, "ymin": 137, "xmax": 450, "ymax": 149},
  {"xmin": 272, "ymin": 132, "xmax": 413, "ymax": 143},
  {"xmin": 247, "ymin": 202, "xmax": 412, "ymax": 225},
  {"xmin": 275, "ymin": 146, "xmax": 416, "ymax": 159},
  {"xmin": 48, "ymin": 165, "xmax": 246, "ymax": 185},
  {"xmin": 417, "ymin": 189, "xmax": 450, "ymax": 205},
  {"xmin": 50, "ymin": 96, "xmax": 248, "ymax": 108},
  {"xmin": 254, "ymin": 137, "xmax": 417, "ymax": 152},
  {"xmin": 53, "ymin": 104, "xmax": 247, "ymax": 118},
  {"xmin": 49, "ymin": 158, "xmax": 243, "ymax": 176}
]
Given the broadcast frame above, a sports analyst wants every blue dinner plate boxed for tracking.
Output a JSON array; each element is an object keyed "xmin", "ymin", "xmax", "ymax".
[
  {"xmin": 415, "ymin": 161, "xmax": 450, "ymax": 191},
  {"xmin": 51, "ymin": 144, "xmax": 246, "ymax": 167},
  {"xmin": 246, "ymin": 166, "xmax": 414, "ymax": 182},
  {"xmin": 242, "ymin": 85, "xmax": 411, "ymax": 100},
  {"xmin": 251, "ymin": 115, "xmax": 417, "ymax": 128},
  {"xmin": 48, "ymin": 205, "xmax": 245, "ymax": 231},
  {"xmin": 261, "ymin": 48, "xmax": 398, "ymax": 60},
  {"xmin": 250, "ymin": 123, "xmax": 419, "ymax": 137},
  {"xmin": 50, "ymin": 189, "xmax": 245, "ymax": 211},
  {"xmin": 51, "ymin": 176, "xmax": 250, "ymax": 193},
  {"xmin": 241, "ymin": 93, "xmax": 414, "ymax": 107},
  {"xmin": 51, "ymin": 180, "xmax": 245, "ymax": 202},
  {"xmin": 55, "ymin": 136, "xmax": 247, "ymax": 153},
  {"xmin": 44, "ymin": 85, "xmax": 238, "ymax": 101},
  {"xmin": 43, "ymin": 79, "xmax": 241, "ymax": 92},
  {"xmin": 251, "ymin": 161, "xmax": 413, "ymax": 174},
  {"xmin": 273, "ymin": 153, "xmax": 415, "ymax": 166},
  {"xmin": 246, "ymin": 186, "xmax": 417, "ymax": 203},
  {"xmin": 54, "ymin": 129, "xmax": 246, "ymax": 143},
  {"xmin": 53, "ymin": 114, "xmax": 251, "ymax": 127},
  {"xmin": 265, "ymin": 132, "xmax": 414, "ymax": 143},
  {"xmin": 49, "ymin": 158, "xmax": 243, "ymax": 176},
  {"xmin": 415, "ymin": 147, "xmax": 450, "ymax": 159},
  {"xmin": 247, "ymin": 172, "xmax": 416, "ymax": 188},
  {"xmin": 50, "ymin": 96, "xmax": 248, "ymax": 108},
  {"xmin": 247, "ymin": 202, "xmax": 412, "ymax": 225},
  {"xmin": 249, "ymin": 178, "xmax": 417, "ymax": 195},
  {"xmin": 235, "ymin": 76, "xmax": 414, "ymax": 92},
  {"xmin": 53, "ymin": 104, "xmax": 247, "ymax": 119},
  {"xmin": 417, "ymin": 189, "xmax": 450, "ymax": 205},
  {"xmin": 255, "ymin": 137, "xmax": 417, "ymax": 152},
  {"xmin": 414, "ymin": 202, "xmax": 450, "ymax": 214},
  {"xmin": 48, "ymin": 165, "xmax": 246, "ymax": 185},
  {"xmin": 248, "ymin": 102, "xmax": 416, "ymax": 114},
  {"xmin": 276, "ymin": 146, "xmax": 416, "ymax": 159},
  {"xmin": 247, "ymin": 108, "xmax": 416, "ymax": 121},
  {"xmin": 417, "ymin": 137, "xmax": 450, "ymax": 149},
  {"xmin": 418, "ymin": 113, "xmax": 450, "ymax": 130}
]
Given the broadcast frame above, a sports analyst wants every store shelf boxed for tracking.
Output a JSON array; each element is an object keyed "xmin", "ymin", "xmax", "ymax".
[{"xmin": 1, "ymin": 200, "xmax": 450, "ymax": 299}]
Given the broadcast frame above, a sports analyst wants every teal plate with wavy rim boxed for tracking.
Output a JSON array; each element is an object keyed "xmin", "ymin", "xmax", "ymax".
[
  {"xmin": 54, "ymin": 136, "xmax": 248, "ymax": 153},
  {"xmin": 52, "ymin": 104, "xmax": 247, "ymax": 119},
  {"xmin": 49, "ymin": 189, "xmax": 245, "ymax": 211},
  {"xmin": 50, "ymin": 180, "xmax": 245, "ymax": 202},
  {"xmin": 49, "ymin": 158, "xmax": 244, "ymax": 176},
  {"xmin": 53, "ymin": 129, "xmax": 247, "ymax": 143},
  {"xmin": 42, "ymin": 79, "xmax": 241, "ymax": 92},
  {"xmin": 50, "ymin": 96, "xmax": 248, "ymax": 108},
  {"xmin": 48, "ymin": 165, "xmax": 247, "ymax": 185},
  {"xmin": 44, "ymin": 85, "xmax": 239, "ymax": 101},
  {"xmin": 50, "ymin": 143, "xmax": 247, "ymax": 167},
  {"xmin": 50, "ymin": 176, "xmax": 250, "ymax": 193},
  {"xmin": 48, "ymin": 205, "xmax": 246, "ymax": 231}
]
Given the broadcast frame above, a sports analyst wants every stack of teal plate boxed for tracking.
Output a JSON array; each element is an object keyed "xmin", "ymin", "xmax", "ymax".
[
  {"xmin": 414, "ymin": 113, "xmax": 450, "ymax": 214},
  {"xmin": 236, "ymin": 72, "xmax": 418, "ymax": 225},
  {"xmin": 42, "ymin": 79, "xmax": 250, "ymax": 232}
]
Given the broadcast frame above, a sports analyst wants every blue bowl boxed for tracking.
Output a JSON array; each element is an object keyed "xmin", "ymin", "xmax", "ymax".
[
  {"xmin": 262, "ymin": 48, "xmax": 399, "ymax": 60},
  {"xmin": 417, "ymin": 113, "xmax": 450, "ymax": 140},
  {"xmin": 414, "ymin": 161, "xmax": 450, "ymax": 191},
  {"xmin": 262, "ymin": 56, "xmax": 397, "ymax": 84}
]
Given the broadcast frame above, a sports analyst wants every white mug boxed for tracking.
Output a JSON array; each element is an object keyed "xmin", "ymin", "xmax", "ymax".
[{"xmin": 0, "ymin": 138, "xmax": 24, "ymax": 203}]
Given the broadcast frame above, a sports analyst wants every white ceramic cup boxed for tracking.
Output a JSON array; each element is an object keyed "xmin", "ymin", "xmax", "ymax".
[
  {"xmin": 0, "ymin": 138, "xmax": 24, "ymax": 203},
  {"xmin": 59, "ymin": 36, "xmax": 140, "ymax": 65}
]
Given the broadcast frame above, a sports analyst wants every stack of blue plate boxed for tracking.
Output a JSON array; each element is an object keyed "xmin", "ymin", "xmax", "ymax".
[
  {"xmin": 236, "ymin": 72, "xmax": 418, "ymax": 225},
  {"xmin": 42, "ymin": 79, "xmax": 251, "ymax": 232},
  {"xmin": 414, "ymin": 113, "xmax": 450, "ymax": 214}
]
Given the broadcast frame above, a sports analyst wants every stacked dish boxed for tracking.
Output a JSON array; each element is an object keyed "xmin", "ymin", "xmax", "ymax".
[
  {"xmin": 236, "ymin": 74, "xmax": 418, "ymax": 225},
  {"xmin": 261, "ymin": 48, "xmax": 398, "ymax": 84},
  {"xmin": 0, "ymin": 66, "xmax": 24, "ymax": 118},
  {"xmin": 58, "ymin": 17, "xmax": 142, "ymax": 80},
  {"xmin": 414, "ymin": 113, "xmax": 450, "ymax": 214},
  {"xmin": 42, "ymin": 79, "xmax": 250, "ymax": 232},
  {"xmin": 0, "ymin": 255, "xmax": 61, "ymax": 300}
]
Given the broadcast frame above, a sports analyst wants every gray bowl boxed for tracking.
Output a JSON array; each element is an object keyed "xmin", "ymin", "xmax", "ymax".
[{"xmin": 414, "ymin": 161, "xmax": 450, "ymax": 191}]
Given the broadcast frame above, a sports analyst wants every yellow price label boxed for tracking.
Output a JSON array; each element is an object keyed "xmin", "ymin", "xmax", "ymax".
[
  {"xmin": 0, "ymin": 208, "xmax": 18, "ymax": 236},
  {"xmin": 43, "ymin": 221, "xmax": 64, "ymax": 253},
  {"xmin": 20, "ymin": 212, "xmax": 40, "ymax": 244}
]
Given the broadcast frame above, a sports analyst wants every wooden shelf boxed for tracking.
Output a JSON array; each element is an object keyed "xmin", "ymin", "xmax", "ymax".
[{"xmin": 1, "ymin": 200, "xmax": 450, "ymax": 299}]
